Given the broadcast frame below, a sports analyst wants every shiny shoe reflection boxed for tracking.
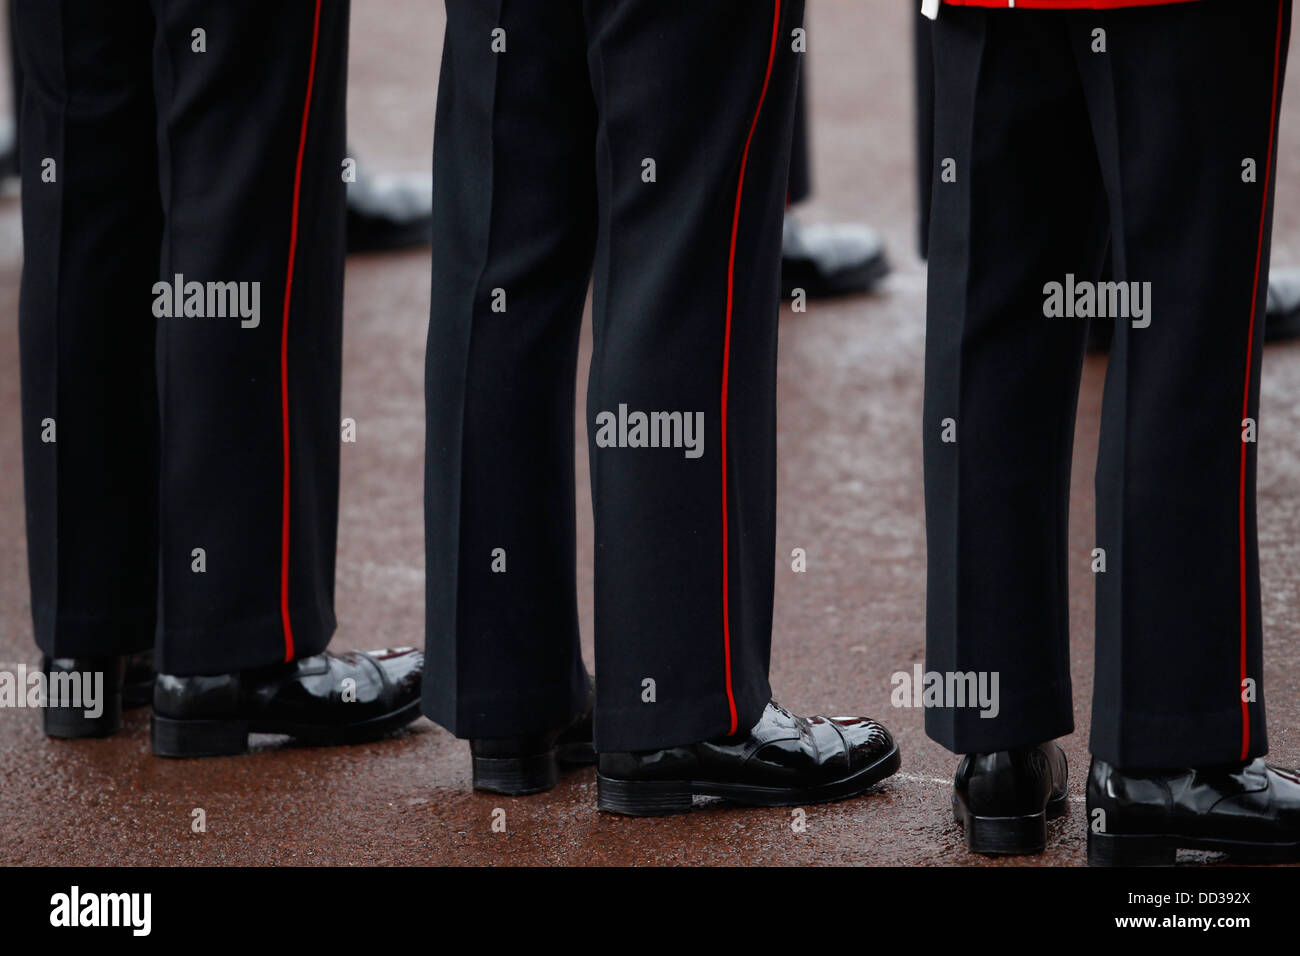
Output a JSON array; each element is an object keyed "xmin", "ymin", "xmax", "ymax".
[
  {"xmin": 596, "ymin": 700, "xmax": 900, "ymax": 816},
  {"xmin": 151, "ymin": 647, "xmax": 423, "ymax": 757},
  {"xmin": 1087, "ymin": 756, "xmax": 1300, "ymax": 866},
  {"xmin": 952, "ymin": 741, "xmax": 1068, "ymax": 856}
]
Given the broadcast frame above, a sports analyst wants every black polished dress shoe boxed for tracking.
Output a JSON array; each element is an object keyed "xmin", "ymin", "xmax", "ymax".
[
  {"xmin": 346, "ymin": 168, "xmax": 433, "ymax": 253},
  {"xmin": 952, "ymin": 742, "xmax": 1068, "ymax": 855},
  {"xmin": 41, "ymin": 657, "xmax": 125, "ymax": 739},
  {"xmin": 0, "ymin": 116, "xmax": 16, "ymax": 181},
  {"xmin": 1087, "ymin": 756, "xmax": 1300, "ymax": 866},
  {"xmin": 596, "ymin": 700, "xmax": 899, "ymax": 816},
  {"xmin": 470, "ymin": 685, "xmax": 596, "ymax": 796},
  {"xmin": 780, "ymin": 217, "xmax": 890, "ymax": 300},
  {"xmin": 151, "ymin": 647, "xmax": 423, "ymax": 758},
  {"xmin": 1266, "ymin": 267, "xmax": 1300, "ymax": 342}
]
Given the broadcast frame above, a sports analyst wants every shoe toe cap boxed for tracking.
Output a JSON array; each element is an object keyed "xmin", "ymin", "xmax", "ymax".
[
  {"xmin": 827, "ymin": 715, "xmax": 895, "ymax": 768},
  {"xmin": 348, "ymin": 647, "xmax": 423, "ymax": 701}
]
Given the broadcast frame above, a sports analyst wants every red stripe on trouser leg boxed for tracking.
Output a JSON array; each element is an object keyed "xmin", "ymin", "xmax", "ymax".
[
  {"xmin": 721, "ymin": 0, "xmax": 782, "ymax": 735},
  {"xmin": 280, "ymin": 0, "xmax": 323, "ymax": 661},
  {"xmin": 1238, "ymin": 0, "xmax": 1284, "ymax": 760}
]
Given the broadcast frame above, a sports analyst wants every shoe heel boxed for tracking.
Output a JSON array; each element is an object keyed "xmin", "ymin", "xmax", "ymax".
[
  {"xmin": 41, "ymin": 657, "xmax": 124, "ymax": 738},
  {"xmin": 472, "ymin": 750, "xmax": 558, "ymax": 795},
  {"xmin": 962, "ymin": 810, "xmax": 1048, "ymax": 856},
  {"xmin": 151, "ymin": 714, "xmax": 249, "ymax": 758},
  {"xmin": 596, "ymin": 773, "xmax": 693, "ymax": 816},
  {"xmin": 43, "ymin": 696, "xmax": 122, "ymax": 739},
  {"xmin": 1088, "ymin": 831, "xmax": 1175, "ymax": 867}
]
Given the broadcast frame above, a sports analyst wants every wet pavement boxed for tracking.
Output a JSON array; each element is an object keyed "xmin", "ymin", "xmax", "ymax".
[{"xmin": 3, "ymin": 0, "xmax": 1300, "ymax": 867}]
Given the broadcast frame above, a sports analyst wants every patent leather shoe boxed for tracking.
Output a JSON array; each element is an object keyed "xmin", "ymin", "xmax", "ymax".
[
  {"xmin": 952, "ymin": 741, "xmax": 1068, "ymax": 855},
  {"xmin": 1087, "ymin": 756, "xmax": 1300, "ymax": 866},
  {"xmin": 596, "ymin": 700, "xmax": 899, "ymax": 816},
  {"xmin": 346, "ymin": 168, "xmax": 432, "ymax": 253},
  {"xmin": 41, "ymin": 657, "xmax": 124, "ymax": 739},
  {"xmin": 470, "ymin": 683, "xmax": 595, "ymax": 796},
  {"xmin": 151, "ymin": 647, "xmax": 422, "ymax": 757},
  {"xmin": 780, "ymin": 217, "xmax": 889, "ymax": 299}
]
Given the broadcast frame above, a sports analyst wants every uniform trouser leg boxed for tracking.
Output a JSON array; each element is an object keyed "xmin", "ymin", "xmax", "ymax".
[
  {"xmin": 15, "ymin": 0, "xmax": 162, "ymax": 660},
  {"xmin": 423, "ymin": 0, "xmax": 803, "ymax": 751},
  {"xmin": 789, "ymin": 79, "xmax": 811, "ymax": 206},
  {"xmin": 924, "ymin": 10, "xmax": 1108, "ymax": 754},
  {"xmin": 925, "ymin": 1, "xmax": 1289, "ymax": 766},
  {"xmin": 1075, "ymin": 0, "xmax": 1289, "ymax": 768},
  {"xmin": 423, "ymin": 0, "xmax": 597, "ymax": 739},
  {"xmin": 15, "ymin": 0, "xmax": 348, "ymax": 675},
  {"xmin": 583, "ymin": 0, "xmax": 802, "ymax": 751},
  {"xmin": 148, "ymin": 0, "xmax": 349, "ymax": 675}
]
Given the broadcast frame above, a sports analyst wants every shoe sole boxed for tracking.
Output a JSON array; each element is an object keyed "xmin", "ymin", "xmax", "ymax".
[
  {"xmin": 151, "ymin": 698, "xmax": 422, "ymax": 758},
  {"xmin": 1088, "ymin": 829, "xmax": 1300, "ymax": 867},
  {"xmin": 1266, "ymin": 308, "xmax": 1300, "ymax": 343},
  {"xmin": 346, "ymin": 217, "xmax": 432, "ymax": 254},
  {"xmin": 781, "ymin": 253, "xmax": 891, "ymax": 300},
  {"xmin": 472, "ymin": 741, "xmax": 597, "ymax": 796},
  {"xmin": 596, "ymin": 742, "xmax": 901, "ymax": 817},
  {"xmin": 953, "ymin": 790, "xmax": 1069, "ymax": 857},
  {"xmin": 43, "ymin": 696, "xmax": 123, "ymax": 739}
]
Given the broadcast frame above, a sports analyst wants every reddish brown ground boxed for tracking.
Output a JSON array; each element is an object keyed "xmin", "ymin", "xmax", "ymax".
[{"xmin": 2, "ymin": 0, "xmax": 1299, "ymax": 866}]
